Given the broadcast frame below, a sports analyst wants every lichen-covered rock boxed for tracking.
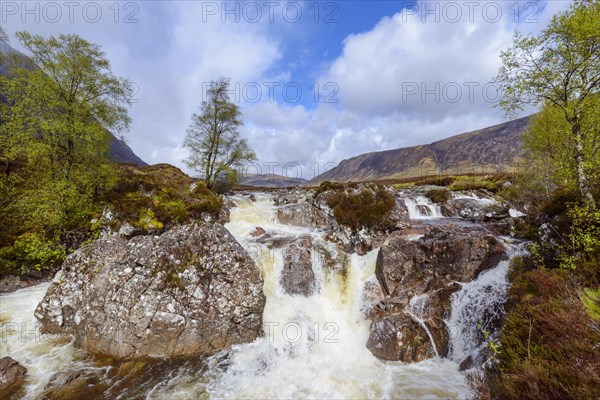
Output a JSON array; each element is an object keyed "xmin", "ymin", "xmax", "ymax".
[
  {"xmin": 276, "ymin": 203, "xmax": 331, "ymax": 229},
  {"xmin": 280, "ymin": 236, "xmax": 316, "ymax": 296},
  {"xmin": 35, "ymin": 222, "xmax": 265, "ymax": 360},
  {"xmin": 367, "ymin": 226, "xmax": 507, "ymax": 362},
  {"xmin": 0, "ymin": 356, "xmax": 27, "ymax": 395},
  {"xmin": 273, "ymin": 188, "xmax": 307, "ymax": 205},
  {"xmin": 366, "ymin": 313, "xmax": 433, "ymax": 362}
]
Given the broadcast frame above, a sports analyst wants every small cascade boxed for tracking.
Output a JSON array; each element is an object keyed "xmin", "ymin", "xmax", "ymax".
[
  {"xmin": 405, "ymin": 294, "xmax": 439, "ymax": 356},
  {"xmin": 403, "ymin": 195, "xmax": 443, "ymax": 219},
  {"xmin": 451, "ymin": 191, "xmax": 498, "ymax": 207},
  {"xmin": 445, "ymin": 239, "xmax": 526, "ymax": 369}
]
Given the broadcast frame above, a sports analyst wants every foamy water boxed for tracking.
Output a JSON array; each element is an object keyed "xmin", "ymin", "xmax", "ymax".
[{"xmin": 1, "ymin": 193, "xmax": 479, "ymax": 399}]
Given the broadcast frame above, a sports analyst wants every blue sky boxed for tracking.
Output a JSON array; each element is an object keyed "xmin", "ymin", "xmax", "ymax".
[{"xmin": 1, "ymin": 0, "xmax": 569, "ymax": 179}]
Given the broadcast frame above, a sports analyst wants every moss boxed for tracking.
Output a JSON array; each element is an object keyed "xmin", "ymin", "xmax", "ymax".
[{"xmin": 102, "ymin": 164, "xmax": 222, "ymax": 234}]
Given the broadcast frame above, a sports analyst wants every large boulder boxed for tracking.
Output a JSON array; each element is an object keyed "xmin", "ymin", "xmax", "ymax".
[
  {"xmin": 35, "ymin": 222, "xmax": 265, "ymax": 359},
  {"xmin": 0, "ymin": 357, "xmax": 27, "ymax": 395},
  {"xmin": 280, "ymin": 236, "xmax": 316, "ymax": 296},
  {"xmin": 367, "ymin": 226, "xmax": 507, "ymax": 362},
  {"xmin": 276, "ymin": 203, "xmax": 331, "ymax": 229}
]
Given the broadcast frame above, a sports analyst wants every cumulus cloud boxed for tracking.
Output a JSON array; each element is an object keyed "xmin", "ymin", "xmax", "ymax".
[{"xmin": 1, "ymin": 0, "xmax": 572, "ymax": 179}]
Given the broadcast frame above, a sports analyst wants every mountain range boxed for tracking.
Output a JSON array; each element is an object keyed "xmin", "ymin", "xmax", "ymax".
[{"xmin": 309, "ymin": 116, "xmax": 531, "ymax": 184}]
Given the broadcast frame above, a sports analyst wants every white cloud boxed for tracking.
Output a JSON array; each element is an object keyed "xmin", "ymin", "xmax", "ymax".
[{"xmin": 1, "ymin": 0, "xmax": 573, "ymax": 179}]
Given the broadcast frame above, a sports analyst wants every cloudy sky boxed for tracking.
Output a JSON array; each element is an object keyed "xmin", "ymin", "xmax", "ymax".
[{"xmin": 1, "ymin": 0, "xmax": 571, "ymax": 179}]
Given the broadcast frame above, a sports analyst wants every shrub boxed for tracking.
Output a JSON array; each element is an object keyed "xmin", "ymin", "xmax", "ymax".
[
  {"xmin": 2, "ymin": 232, "xmax": 66, "ymax": 273},
  {"xmin": 416, "ymin": 176, "xmax": 456, "ymax": 186},
  {"xmin": 315, "ymin": 180, "xmax": 344, "ymax": 196},
  {"xmin": 103, "ymin": 164, "xmax": 222, "ymax": 232},
  {"xmin": 425, "ymin": 188, "xmax": 451, "ymax": 203},
  {"xmin": 325, "ymin": 184, "xmax": 395, "ymax": 232}
]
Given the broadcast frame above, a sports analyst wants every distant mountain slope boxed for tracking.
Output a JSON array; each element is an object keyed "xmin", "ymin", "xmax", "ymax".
[
  {"xmin": 238, "ymin": 173, "xmax": 307, "ymax": 188},
  {"xmin": 311, "ymin": 116, "xmax": 531, "ymax": 183},
  {"xmin": 1, "ymin": 41, "xmax": 147, "ymax": 166}
]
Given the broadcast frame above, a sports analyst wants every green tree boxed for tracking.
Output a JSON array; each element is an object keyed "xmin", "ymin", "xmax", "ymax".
[
  {"xmin": 0, "ymin": 26, "xmax": 8, "ymax": 44},
  {"xmin": 521, "ymin": 100, "xmax": 600, "ymax": 193},
  {"xmin": 183, "ymin": 77, "xmax": 256, "ymax": 190},
  {"xmin": 0, "ymin": 32, "xmax": 133, "ymax": 273},
  {"xmin": 495, "ymin": 0, "xmax": 600, "ymax": 207}
]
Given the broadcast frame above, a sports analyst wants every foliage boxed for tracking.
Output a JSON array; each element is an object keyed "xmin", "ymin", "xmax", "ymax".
[
  {"xmin": 495, "ymin": 0, "xmax": 600, "ymax": 206},
  {"xmin": 390, "ymin": 174, "xmax": 511, "ymax": 192},
  {"xmin": 0, "ymin": 32, "xmax": 133, "ymax": 275},
  {"xmin": 448, "ymin": 175, "xmax": 507, "ymax": 192},
  {"xmin": 425, "ymin": 188, "xmax": 451, "ymax": 203},
  {"xmin": 314, "ymin": 180, "xmax": 345, "ymax": 196},
  {"xmin": 183, "ymin": 77, "xmax": 256, "ymax": 190},
  {"xmin": 558, "ymin": 203, "xmax": 600, "ymax": 269},
  {"xmin": 486, "ymin": 256, "xmax": 600, "ymax": 400},
  {"xmin": 324, "ymin": 184, "xmax": 396, "ymax": 232},
  {"xmin": 477, "ymin": 321, "xmax": 501, "ymax": 356},
  {"xmin": 102, "ymin": 164, "xmax": 222, "ymax": 233},
  {"xmin": 581, "ymin": 287, "xmax": 600, "ymax": 321},
  {"xmin": 0, "ymin": 26, "xmax": 8, "ymax": 44}
]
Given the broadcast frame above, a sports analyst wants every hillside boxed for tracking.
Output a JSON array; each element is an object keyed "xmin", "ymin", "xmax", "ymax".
[
  {"xmin": 238, "ymin": 173, "xmax": 307, "ymax": 188},
  {"xmin": 311, "ymin": 116, "xmax": 531, "ymax": 183},
  {"xmin": 0, "ymin": 41, "xmax": 147, "ymax": 166}
]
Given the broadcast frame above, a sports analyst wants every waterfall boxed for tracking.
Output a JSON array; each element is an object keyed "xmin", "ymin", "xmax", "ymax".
[
  {"xmin": 402, "ymin": 195, "xmax": 443, "ymax": 219},
  {"xmin": 445, "ymin": 239, "xmax": 526, "ymax": 369},
  {"xmin": 1, "ymin": 192, "xmax": 475, "ymax": 399},
  {"xmin": 194, "ymin": 194, "xmax": 469, "ymax": 399},
  {"xmin": 406, "ymin": 294, "xmax": 439, "ymax": 356}
]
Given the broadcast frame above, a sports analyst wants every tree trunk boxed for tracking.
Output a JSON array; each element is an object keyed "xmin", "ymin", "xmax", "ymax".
[{"xmin": 573, "ymin": 122, "xmax": 596, "ymax": 208}]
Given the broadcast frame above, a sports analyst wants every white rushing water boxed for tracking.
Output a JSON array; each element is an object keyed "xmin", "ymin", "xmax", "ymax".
[
  {"xmin": 445, "ymin": 239, "xmax": 526, "ymax": 368},
  {"xmin": 1, "ymin": 193, "xmax": 484, "ymax": 399},
  {"xmin": 197, "ymin": 194, "xmax": 468, "ymax": 399},
  {"xmin": 403, "ymin": 195, "xmax": 444, "ymax": 219},
  {"xmin": 0, "ymin": 283, "xmax": 100, "ymax": 398}
]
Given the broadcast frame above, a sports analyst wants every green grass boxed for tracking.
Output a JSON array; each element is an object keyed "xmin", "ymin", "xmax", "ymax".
[{"xmin": 392, "ymin": 173, "xmax": 511, "ymax": 192}]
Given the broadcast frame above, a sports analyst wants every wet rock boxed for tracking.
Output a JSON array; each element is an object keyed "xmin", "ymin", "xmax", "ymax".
[
  {"xmin": 367, "ymin": 226, "xmax": 507, "ymax": 362},
  {"xmin": 0, "ymin": 275, "xmax": 43, "ymax": 294},
  {"xmin": 45, "ymin": 370, "xmax": 81, "ymax": 389},
  {"xmin": 307, "ymin": 183, "xmax": 410, "ymax": 254},
  {"xmin": 273, "ymin": 189, "xmax": 307, "ymax": 205},
  {"xmin": 280, "ymin": 236, "xmax": 316, "ymax": 296},
  {"xmin": 417, "ymin": 205, "xmax": 432, "ymax": 216},
  {"xmin": 42, "ymin": 369, "xmax": 94, "ymax": 400},
  {"xmin": 376, "ymin": 227, "xmax": 507, "ymax": 298},
  {"xmin": 458, "ymin": 355, "xmax": 473, "ymax": 371},
  {"xmin": 366, "ymin": 314, "xmax": 434, "ymax": 362},
  {"xmin": 0, "ymin": 356, "xmax": 27, "ymax": 394},
  {"xmin": 250, "ymin": 227, "xmax": 267, "ymax": 237},
  {"xmin": 277, "ymin": 203, "xmax": 331, "ymax": 229},
  {"xmin": 441, "ymin": 198, "xmax": 487, "ymax": 219},
  {"xmin": 35, "ymin": 222, "xmax": 265, "ymax": 360}
]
